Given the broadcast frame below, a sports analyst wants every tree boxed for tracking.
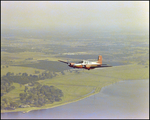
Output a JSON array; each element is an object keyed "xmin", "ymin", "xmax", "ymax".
[
  {"xmin": 38, "ymin": 100, "xmax": 44, "ymax": 106},
  {"xmin": 38, "ymin": 74, "xmax": 42, "ymax": 79},
  {"xmin": 6, "ymin": 72, "xmax": 11, "ymax": 76},
  {"xmin": 6, "ymin": 86, "xmax": 15, "ymax": 93},
  {"xmin": 24, "ymin": 86, "xmax": 28, "ymax": 92},
  {"xmin": 61, "ymin": 71, "xmax": 65, "ymax": 75},
  {"xmin": 55, "ymin": 96, "xmax": 62, "ymax": 101},
  {"xmin": 22, "ymin": 73, "xmax": 28, "ymax": 77},
  {"xmin": 1, "ymin": 101, "xmax": 7, "ymax": 109},
  {"xmin": 35, "ymin": 70, "xmax": 40, "ymax": 74},
  {"xmin": 11, "ymin": 72, "xmax": 14, "ymax": 76},
  {"xmin": 3, "ymin": 98, "xmax": 9, "ymax": 104},
  {"xmin": 36, "ymin": 84, "xmax": 42, "ymax": 90},
  {"xmin": 19, "ymin": 93, "xmax": 27, "ymax": 101},
  {"xmin": 10, "ymin": 101, "xmax": 19, "ymax": 108},
  {"xmin": 18, "ymin": 84, "xmax": 64, "ymax": 107}
]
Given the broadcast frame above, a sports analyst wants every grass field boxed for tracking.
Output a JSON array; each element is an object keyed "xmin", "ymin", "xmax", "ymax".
[
  {"xmin": 1, "ymin": 63, "xmax": 149, "ymax": 113},
  {"xmin": 1, "ymin": 25, "xmax": 149, "ymax": 114}
]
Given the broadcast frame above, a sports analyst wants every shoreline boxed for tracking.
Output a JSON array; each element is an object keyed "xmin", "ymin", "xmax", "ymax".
[
  {"xmin": 1, "ymin": 86, "xmax": 98, "ymax": 114},
  {"xmin": 1, "ymin": 78, "xmax": 148, "ymax": 114}
]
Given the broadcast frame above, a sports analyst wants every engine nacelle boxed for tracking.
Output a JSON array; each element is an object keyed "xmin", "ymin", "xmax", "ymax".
[
  {"xmin": 69, "ymin": 63, "xmax": 75, "ymax": 67},
  {"xmin": 85, "ymin": 64, "xmax": 91, "ymax": 70}
]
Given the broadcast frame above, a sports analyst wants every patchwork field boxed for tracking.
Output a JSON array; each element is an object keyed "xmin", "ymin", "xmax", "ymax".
[
  {"xmin": 1, "ymin": 62, "xmax": 149, "ymax": 113},
  {"xmin": 1, "ymin": 31, "xmax": 149, "ymax": 113}
]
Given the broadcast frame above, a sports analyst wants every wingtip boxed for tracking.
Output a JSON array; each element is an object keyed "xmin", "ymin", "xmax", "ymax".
[{"xmin": 58, "ymin": 60, "xmax": 62, "ymax": 62}]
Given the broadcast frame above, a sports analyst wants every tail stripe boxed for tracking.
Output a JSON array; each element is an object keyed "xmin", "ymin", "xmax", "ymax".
[{"xmin": 97, "ymin": 55, "xmax": 102, "ymax": 64}]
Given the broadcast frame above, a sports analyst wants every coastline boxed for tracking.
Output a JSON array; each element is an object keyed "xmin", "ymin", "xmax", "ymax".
[
  {"xmin": 1, "ymin": 85, "xmax": 98, "ymax": 114},
  {"xmin": 1, "ymin": 78, "xmax": 148, "ymax": 114}
]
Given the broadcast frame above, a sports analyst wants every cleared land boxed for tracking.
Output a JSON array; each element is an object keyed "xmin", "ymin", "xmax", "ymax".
[
  {"xmin": 1, "ymin": 63, "xmax": 149, "ymax": 113},
  {"xmin": 1, "ymin": 31, "xmax": 149, "ymax": 113}
]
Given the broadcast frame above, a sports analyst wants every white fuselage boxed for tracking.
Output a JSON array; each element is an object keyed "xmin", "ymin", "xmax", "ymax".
[{"xmin": 74, "ymin": 60, "xmax": 99, "ymax": 66}]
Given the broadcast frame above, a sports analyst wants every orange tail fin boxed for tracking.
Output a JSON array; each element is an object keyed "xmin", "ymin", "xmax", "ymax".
[{"xmin": 97, "ymin": 55, "xmax": 102, "ymax": 64}]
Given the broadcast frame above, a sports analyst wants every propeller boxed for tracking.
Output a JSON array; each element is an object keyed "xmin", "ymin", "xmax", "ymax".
[
  {"xmin": 58, "ymin": 59, "xmax": 75, "ymax": 67},
  {"xmin": 58, "ymin": 60, "xmax": 68, "ymax": 64},
  {"xmin": 67, "ymin": 59, "xmax": 71, "ymax": 66}
]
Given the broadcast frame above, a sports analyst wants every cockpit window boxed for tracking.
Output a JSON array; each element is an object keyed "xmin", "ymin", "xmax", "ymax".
[{"xmin": 78, "ymin": 61, "xmax": 83, "ymax": 63}]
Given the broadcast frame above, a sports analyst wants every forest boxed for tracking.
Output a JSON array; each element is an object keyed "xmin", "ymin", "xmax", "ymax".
[
  {"xmin": 1, "ymin": 28, "xmax": 149, "ymax": 113},
  {"xmin": 1, "ymin": 71, "xmax": 64, "ymax": 110},
  {"xmin": 1, "ymin": 70, "xmax": 58, "ymax": 85},
  {"xmin": 1, "ymin": 83, "xmax": 63, "ymax": 110}
]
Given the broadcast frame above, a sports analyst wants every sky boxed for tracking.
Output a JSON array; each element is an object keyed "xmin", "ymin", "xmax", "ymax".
[{"xmin": 1, "ymin": 1, "xmax": 149, "ymax": 31}]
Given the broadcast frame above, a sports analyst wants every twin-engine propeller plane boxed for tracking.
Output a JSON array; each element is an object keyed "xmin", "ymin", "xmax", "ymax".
[{"xmin": 58, "ymin": 55, "xmax": 112, "ymax": 70}]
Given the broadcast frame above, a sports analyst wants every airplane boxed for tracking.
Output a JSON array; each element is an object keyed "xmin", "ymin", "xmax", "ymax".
[{"xmin": 58, "ymin": 55, "xmax": 112, "ymax": 70}]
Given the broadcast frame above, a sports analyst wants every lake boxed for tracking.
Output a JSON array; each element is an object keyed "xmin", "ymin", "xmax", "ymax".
[{"xmin": 1, "ymin": 79, "xmax": 149, "ymax": 119}]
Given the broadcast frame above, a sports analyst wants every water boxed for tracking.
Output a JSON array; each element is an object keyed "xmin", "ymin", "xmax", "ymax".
[{"xmin": 1, "ymin": 79, "xmax": 149, "ymax": 119}]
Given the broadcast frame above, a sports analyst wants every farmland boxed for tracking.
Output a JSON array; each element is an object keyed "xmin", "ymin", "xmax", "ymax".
[{"xmin": 1, "ymin": 29, "xmax": 149, "ymax": 113}]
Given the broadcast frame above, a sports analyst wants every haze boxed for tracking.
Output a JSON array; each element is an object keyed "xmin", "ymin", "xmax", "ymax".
[{"xmin": 1, "ymin": 1, "xmax": 149, "ymax": 31}]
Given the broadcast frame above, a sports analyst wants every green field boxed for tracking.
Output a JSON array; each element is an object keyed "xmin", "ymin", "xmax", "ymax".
[
  {"xmin": 1, "ymin": 32, "xmax": 149, "ymax": 113},
  {"xmin": 1, "ymin": 62, "xmax": 149, "ymax": 113}
]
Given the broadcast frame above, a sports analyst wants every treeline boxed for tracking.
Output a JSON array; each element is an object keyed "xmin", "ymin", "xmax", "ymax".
[
  {"xmin": 1, "ymin": 71, "xmax": 64, "ymax": 110},
  {"xmin": 1, "ymin": 77, "xmax": 15, "ymax": 96},
  {"xmin": 1, "ymin": 71, "xmax": 58, "ymax": 97},
  {"xmin": 1, "ymin": 97, "xmax": 19, "ymax": 110},
  {"xmin": 1, "ymin": 65, "xmax": 9, "ymax": 68},
  {"xmin": 1, "ymin": 84, "xmax": 63, "ymax": 110},
  {"xmin": 1, "ymin": 71, "xmax": 58, "ymax": 85},
  {"xmin": 2, "ymin": 72, "xmax": 39, "ymax": 84}
]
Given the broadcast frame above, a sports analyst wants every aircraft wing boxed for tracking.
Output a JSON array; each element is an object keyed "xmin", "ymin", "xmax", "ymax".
[
  {"xmin": 90, "ymin": 64, "xmax": 112, "ymax": 68},
  {"xmin": 98, "ymin": 65, "xmax": 112, "ymax": 67},
  {"xmin": 58, "ymin": 60, "xmax": 69, "ymax": 64}
]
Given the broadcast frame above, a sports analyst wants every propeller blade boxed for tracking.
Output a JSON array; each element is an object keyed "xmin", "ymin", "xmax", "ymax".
[
  {"xmin": 67, "ymin": 59, "xmax": 70, "ymax": 65},
  {"xmin": 58, "ymin": 60, "xmax": 69, "ymax": 64}
]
